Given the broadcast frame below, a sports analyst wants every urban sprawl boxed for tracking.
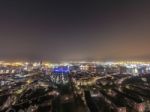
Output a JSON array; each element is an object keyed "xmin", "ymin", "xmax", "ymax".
[{"xmin": 0, "ymin": 61, "xmax": 150, "ymax": 112}]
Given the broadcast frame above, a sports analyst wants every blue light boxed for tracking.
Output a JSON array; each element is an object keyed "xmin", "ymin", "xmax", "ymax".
[{"xmin": 52, "ymin": 66, "xmax": 70, "ymax": 74}]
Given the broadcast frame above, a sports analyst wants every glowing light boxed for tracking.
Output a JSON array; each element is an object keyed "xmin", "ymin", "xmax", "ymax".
[{"xmin": 52, "ymin": 66, "xmax": 70, "ymax": 73}]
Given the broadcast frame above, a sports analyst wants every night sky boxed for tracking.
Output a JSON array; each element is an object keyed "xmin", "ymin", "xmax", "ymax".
[{"xmin": 0, "ymin": 1, "xmax": 150, "ymax": 62}]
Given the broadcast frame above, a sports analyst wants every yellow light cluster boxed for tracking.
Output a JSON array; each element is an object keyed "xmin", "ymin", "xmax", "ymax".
[
  {"xmin": 0, "ymin": 61, "xmax": 24, "ymax": 66},
  {"xmin": 114, "ymin": 61, "xmax": 150, "ymax": 65}
]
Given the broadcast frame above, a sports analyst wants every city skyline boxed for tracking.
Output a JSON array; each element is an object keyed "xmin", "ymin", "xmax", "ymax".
[{"xmin": 1, "ymin": 1, "xmax": 150, "ymax": 111}]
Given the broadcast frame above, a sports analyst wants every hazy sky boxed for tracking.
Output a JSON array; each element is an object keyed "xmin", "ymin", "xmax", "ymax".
[{"xmin": 0, "ymin": 1, "xmax": 150, "ymax": 62}]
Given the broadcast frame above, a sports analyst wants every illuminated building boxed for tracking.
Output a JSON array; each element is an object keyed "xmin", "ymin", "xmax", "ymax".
[{"xmin": 50, "ymin": 66, "xmax": 70, "ymax": 84}]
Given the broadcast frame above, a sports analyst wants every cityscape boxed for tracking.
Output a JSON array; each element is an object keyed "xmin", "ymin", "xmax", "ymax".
[
  {"xmin": 0, "ymin": 0, "xmax": 150, "ymax": 112},
  {"xmin": 0, "ymin": 61, "xmax": 150, "ymax": 112}
]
